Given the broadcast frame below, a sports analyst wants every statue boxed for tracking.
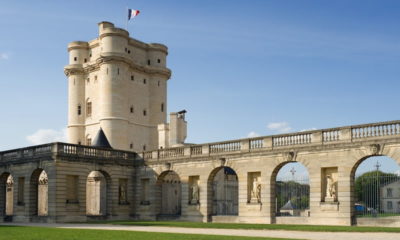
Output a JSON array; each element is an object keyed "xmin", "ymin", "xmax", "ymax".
[
  {"xmin": 119, "ymin": 184, "xmax": 127, "ymax": 203},
  {"xmin": 190, "ymin": 180, "xmax": 199, "ymax": 204},
  {"xmin": 250, "ymin": 177, "xmax": 261, "ymax": 203},
  {"xmin": 325, "ymin": 175, "xmax": 336, "ymax": 201}
]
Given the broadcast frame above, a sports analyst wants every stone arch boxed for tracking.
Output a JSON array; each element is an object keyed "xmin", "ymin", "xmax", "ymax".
[
  {"xmin": 29, "ymin": 169, "xmax": 48, "ymax": 217},
  {"xmin": 270, "ymin": 159, "xmax": 310, "ymax": 219},
  {"xmin": 86, "ymin": 170, "xmax": 111, "ymax": 216},
  {"xmin": 0, "ymin": 172, "xmax": 13, "ymax": 218},
  {"xmin": 207, "ymin": 166, "xmax": 239, "ymax": 217},
  {"xmin": 156, "ymin": 170, "xmax": 181, "ymax": 216},
  {"xmin": 349, "ymin": 152, "xmax": 400, "ymax": 222}
]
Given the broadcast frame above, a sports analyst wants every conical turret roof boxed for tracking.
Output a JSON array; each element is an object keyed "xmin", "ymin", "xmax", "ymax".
[{"xmin": 92, "ymin": 128, "xmax": 112, "ymax": 149}]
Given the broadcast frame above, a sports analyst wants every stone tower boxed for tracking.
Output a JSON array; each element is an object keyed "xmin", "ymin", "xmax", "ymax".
[{"xmin": 64, "ymin": 21, "xmax": 171, "ymax": 152}]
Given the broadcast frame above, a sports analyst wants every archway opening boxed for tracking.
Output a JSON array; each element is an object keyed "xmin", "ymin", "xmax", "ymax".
[
  {"xmin": 352, "ymin": 156, "xmax": 400, "ymax": 221},
  {"xmin": 273, "ymin": 162, "xmax": 310, "ymax": 218},
  {"xmin": 157, "ymin": 171, "xmax": 181, "ymax": 216},
  {"xmin": 29, "ymin": 169, "xmax": 48, "ymax": 217},
  {"xmin": 86, "ymin": 171, "xmax": 108, "ymax": 216},
  {"xmin": 0, "ymin": 173, "xmax": 13, "ymax": 218},
  {"xmin": 209, "ymin": 167, "xmax": 238, "ymax": 216}
]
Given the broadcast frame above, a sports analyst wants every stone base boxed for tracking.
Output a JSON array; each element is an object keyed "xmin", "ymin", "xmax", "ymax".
[{"xmin": 320, "ymin": 201, "xmax": 339, "ymax": 211}]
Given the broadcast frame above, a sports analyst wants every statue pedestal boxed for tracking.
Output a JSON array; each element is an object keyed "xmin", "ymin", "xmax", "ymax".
[
  {"xmin": 249, "ymin": 197, "xmax": 260, "ymax": 204},
  {"xmin": 324, "ymin": 197, "xmax": 335, "ymax": 202},
  {"xmin": 189, "ymin": 200, "xmax": 199, "ymax": 205}
]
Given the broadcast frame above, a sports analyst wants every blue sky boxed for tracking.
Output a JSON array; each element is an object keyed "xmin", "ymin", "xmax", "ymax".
[{"xmin": 1, "ymin": 0, "xmax": 400, "ymax": 173}]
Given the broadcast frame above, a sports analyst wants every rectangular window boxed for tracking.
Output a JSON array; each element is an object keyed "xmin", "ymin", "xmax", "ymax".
[
  {"xmin": 17, "ymin": 177, "xmax": 25, "ymax": 205},
  {"xmin": 161, "ymin": 103, "xmax": 164, "ymax": 112},
  {"xmin": 87, "ymin": 102, "xmax": 92, "ymax": 117},
  {"xmin": 131, "ymin": 75, "xmax": 134, "ymax": 81},
  {"xmin": 388, "ymin": 201, "xmax": 393, "ymax": 209},
  {"xmin": 66, "ymin": 175, "xmax": 79, "ymax": 203},
  {"xmin": 387, "ymin": 188, "xmax": 393, "ymax": 197},
  {"xmin": 141, "ymin": 178, "xmax": 150, "ymax": 204},
  {"xmin": 77, "ymin": 105, "xmax": 81, "ymax": 115}
]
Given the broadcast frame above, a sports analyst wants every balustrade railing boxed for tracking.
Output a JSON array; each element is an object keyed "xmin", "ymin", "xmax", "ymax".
[
  {"xmin": 323, "ymin": 130, "xmax": 340, "ymax": 142},
  {"xmin": 191, "ymin": 146, "xmax": 203, "ymax": 155},
  {"xmin": 0, "ymin": 142, "xmax": 136, "ymax": 162},
  {"xmin": 209, "ymin": 141, "xmax": 241, "ymax": 153},
  {"xmin": 273, "ymin": 133, "xmax": 312, "ymax": 147},
  {"xmin": 352, "ymin": 122, "xmax": 400, "ymax": 139},
  {"xmin": 2, "ymin": 121, "xmax": 400, "ymax": 162},
  {"xmin": 250, "ymin": 138, "xmax": 264, "ymax": 149},
  {"xmin": 159, "ymin": 148, "xmax": 184, "ymax": 158}
]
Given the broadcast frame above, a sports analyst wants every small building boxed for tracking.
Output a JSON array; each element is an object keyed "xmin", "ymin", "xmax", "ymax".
[{"xmin": 380, "ymin": 180, "xmax": 400, "ymax": 213}]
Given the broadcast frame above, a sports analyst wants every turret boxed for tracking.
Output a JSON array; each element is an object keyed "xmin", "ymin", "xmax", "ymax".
[{"xmin": 65, "ymin": 21, "xmax": 172, "ymax": 152}]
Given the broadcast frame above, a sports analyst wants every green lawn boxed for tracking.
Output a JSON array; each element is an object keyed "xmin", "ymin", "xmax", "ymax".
[
  {"xmin": 0, "ymin": 226, "xmax": 294, "ymax": 240},
  {"xmin": 89, "ymin": 220, "xmax": 400, "ymax": 233}
]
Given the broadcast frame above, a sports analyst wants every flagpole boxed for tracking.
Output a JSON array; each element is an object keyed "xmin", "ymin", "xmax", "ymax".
[{"xmin": 126, "ymin": 7, "xmax": 129, "ymax": 31}]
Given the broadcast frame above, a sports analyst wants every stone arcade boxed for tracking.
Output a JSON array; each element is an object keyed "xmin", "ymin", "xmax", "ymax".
[{"xmin": 1, "ymin": 22, "xmax": 400, "ymax": 226}]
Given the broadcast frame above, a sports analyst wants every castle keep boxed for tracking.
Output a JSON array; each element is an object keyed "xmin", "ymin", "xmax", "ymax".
[{"xmin": 1, "ymin": 22, "xmax": 400, "ymax": 226}]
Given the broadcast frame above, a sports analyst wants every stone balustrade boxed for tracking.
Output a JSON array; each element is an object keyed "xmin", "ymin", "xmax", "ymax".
[
  {"xmin": 141, "ymin": 120, "xmax": 400, "ymax": 161},
  {"xmin": 0, "ymin": 142, "xmax": 137, "ymax": 162}
]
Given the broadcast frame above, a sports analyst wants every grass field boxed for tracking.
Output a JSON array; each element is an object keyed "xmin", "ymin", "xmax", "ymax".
[
  {"xmin": 90, "ymin": 220, "xmax": 400, "ymax": 233},
  {"xmin": 0, "ymin": 226, "xmax": 294, "ymax": 240}
]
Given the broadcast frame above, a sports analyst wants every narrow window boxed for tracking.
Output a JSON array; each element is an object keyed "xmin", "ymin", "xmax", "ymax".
[
  {"xmin": 84, "ymin": 58, "xmax": 87, "ymax": 63},
  {"xmin": 77, "ymin": 105, "xmax": 81, "ymax": 115},
  {"xmin": 125, "ymin": 47, "xmax": 127, "ymax": 52},
  {"xmin": 130, "ymin": 143, "xmax": 133, "ymax": 149},
  {"xmin": 131, "ymin": 75, "xmax": 134, "ymax": 81},
  {"xmin": 117, "ymin": 68, "xmax": 120, "ymax": 75},
  {"xmin": 86, "ymin": 101, "xmax": 92, "ymax": 117},
  {"xmin": 106, "ymin": 68, "xmax": 109, "ymax": 75},
  {"xmin": 157, "ymin": 59, "xmax": 161, "ymax": 63},
  {"xmin": 17, "ymin": 177, "xmax": 25, "ymax": 205},
  {"xmin": 78, "ymin": 141, "xmax": 81, "ymax": 145},
  {"xmin": 86, "ymin": 137, "xmax": 92, "ymax": 146},
  {"xmin": 89, "ymin": 53, "xmax": 92, "ymax": 57},
  {"xmin": 143, "ymin": 145, "xmax": 146, "ymax": 151},
  {"xmin": 74, "ymin": 57, "xmax": 77, "ymax": 61},
  {"xmin": 130, "ymin": 106, "xmax": 134, "ymax": 113},
  {"xmin": 143, "ymin": 78, "xmax": 146, "ymax": 84},
  {"xmin": 128, "ymin": 50, "xmax": 131, "ymax": 54},
  {"xmin": 158, "ymin": 81, "xmax": 160, "ymax": 86},
  {"xmin": 86, "ymin": 77, "xmax": 90, "ymax": 84},
  {"xmin": 143, "ymin": 110, "xmax": 147, "ymax": 116},
  {"xmin": 147, "ymin": 60, "xmax": 151, "ymax": 65},
  {"xmin": 161, "ymin": 103, "xmax": 164, "ymax": 112},
  {"xmin": 94, "ymin": 75, "xmax": 98, "ymax": 81}
]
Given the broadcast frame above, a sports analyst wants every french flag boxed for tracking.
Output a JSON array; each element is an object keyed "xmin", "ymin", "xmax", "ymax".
[{"xmin": 128, "ymin": 9, "xmax": 140, "ymax": 20}]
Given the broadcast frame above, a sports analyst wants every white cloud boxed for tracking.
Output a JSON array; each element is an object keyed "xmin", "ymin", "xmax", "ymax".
[
  {"xmin": 300, "ymin": 127, "xmax": 317, "ymax": 132},
  {"xmin": 267, "ymin": 122, "xmax": 292, "ymax": 133},
  {"xmin": 0, "ymin": 53, "xmax": 9, "ymax": 60},
  {"xmin": 0, "ymin": 53, "xmax": 10, "ymax": 60},
  {"xmin": 26, "ymin": 128, "xmax": 67, "ymax": 145},
  {"xmin": 247, "ymin": 131, "xmax": 260, "ymax": 138}
]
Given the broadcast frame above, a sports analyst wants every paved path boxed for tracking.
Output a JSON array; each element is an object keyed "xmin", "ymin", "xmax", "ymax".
[{"xmin": 2, "ymin": 223, "xmax": 400, "ymax": 240}]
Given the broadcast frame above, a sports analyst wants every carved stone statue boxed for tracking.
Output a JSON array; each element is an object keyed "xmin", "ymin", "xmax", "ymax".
[
  {"xmin": 325, "ymin": 175, "xmax": 336, "ymax": 201},
  {"xmin": 119, "ymin": 184, "xmax": 127, "ymax": 203},
  {"xmin": 190, "ymin": 180, "xmax": 199, "ymax": 204},
  {"xmin": 250, "ymin": 177, "xmax": 261, "ymax": 203}
]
